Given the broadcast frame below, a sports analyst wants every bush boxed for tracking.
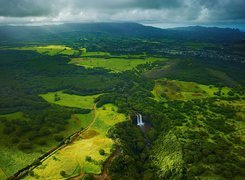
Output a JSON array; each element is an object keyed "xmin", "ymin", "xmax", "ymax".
[
  {"xmin": 207, "ymin": 155, "xmax": 217, "ymax": 163},
  {"xmin": 37, "ymin": 139, "xmax": 47, "ymax": 146},
  {"xmin": 85, "ymin": 156, "xmax": 92, "ymax": 162},
  {"xmin": 60, "ymin": 170, "xmax": 66, "ymax": 177},
  {"xmin": 33, "ymin": 159, "xmax": 42, "ymax": 166},
  {"xmin": 78, "ymin": 109, "xmax": 91, "ymax": 114},
  {"xmin": 189, "ymin": 165, "xmax": 205, "ymax": 175},
  {"xmin": 12, "ymin": 137, "xmax": 20, "ymax": 144},
  {"xmin": 18, "ymin": 142, "xmax": 33, "ymax": 150},
  {"xmin": 3, "ymin": 126, "xmax": 15, "ymax": 134},
  {"xmin": 39, "ymin": 128, "xmax": 51, "ymax": 136},
  {"xmin": 54, "ymin": 134, "xmax": 64, "ymax": 142},
  {"xmin": 83, "ymin": 174, "xmax": 94, "ymax": 180},
  {"xmin": 0, "ymin": 117, "xmax": 7, "ymax": 123},
  {"xmin": 99, "ymin": 149, "xmax": 105, "ymax": 155},
  {"xmin": 29, "ymin": 170, "xmax": 34, "ymax": 176},
  {"xmin": 54, "ymin": 93, "xmax": 61, "ymax": 101}
]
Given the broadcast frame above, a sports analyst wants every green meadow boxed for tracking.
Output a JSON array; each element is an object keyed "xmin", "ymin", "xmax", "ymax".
[
  {"xmin": 0, "ymin": 112, "xmax": 27, "ymax": 120},
  {"xmin": 81, "ymin": 51, "xmax": 111, "ymax": 57},
  {"xmin": 7, "ymin": 45, "xmax": 79, "ymax": 56},
  {"xmin": 152, "ymin": 79, "xmax": 232, "ymax": 101},
  {"xmin": 0, "ymin": 93, "xmax": 101, "ymax": 178},
  {"xmin": 70, "ymin": 57, "xmax": 164, "ymax": 72},
  {"xmin": 26, "ymin": 104, "xmax": 126, "ymax": 179},
  {"xmin": 40, "ymin": 91, "xmax": 101, "ymax": 109},
  {"xmin": 0, "ymin": 120, "xmax": 90, "ymax": 178}
]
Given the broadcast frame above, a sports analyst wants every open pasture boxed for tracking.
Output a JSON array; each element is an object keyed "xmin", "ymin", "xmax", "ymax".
[
  {"xmin": 40, "ymin": 91, "xmax": 101, "ymax": 109},
  {"xmin": 152, "ymin": 79, "xmax": 232, "ymax": 101},
  {"xmin": 25, "ymin": 104, "xmax": 126, "ymax": 179},
  {"xmin": 70, "ymin": 57, "xmax": 165, "ymax": 72}
]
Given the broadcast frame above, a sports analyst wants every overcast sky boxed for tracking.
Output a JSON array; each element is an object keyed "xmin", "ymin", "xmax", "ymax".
[{"xmin": 0, "ymin": 0, "xmax": 244, "ymax": 28}]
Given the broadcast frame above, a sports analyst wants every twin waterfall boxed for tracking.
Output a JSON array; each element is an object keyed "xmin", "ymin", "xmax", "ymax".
[{"xmin": 136, "ymin": 114, "xmax": 144, "ymax": 126}]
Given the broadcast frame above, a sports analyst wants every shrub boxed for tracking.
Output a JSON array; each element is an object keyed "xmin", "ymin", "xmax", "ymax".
[
  {"xmin": 83, "ymin": 174, "xmax": 94, "ymax": 180},
  {"xmin": 29, "ymin": 170, "xmax": 34, "ymax": 176},
  {"xmin": 33, "ymin": 159, "xmax": 42, "ymax": 166},
  {"xmin": 54, "ymin": 134, "xmax": 64, "ymax": 142},
  {"xmin": 37, "ymin": 139, "xmax": 47, "ymax": 146},
  {"xmin": 3, "ymin": 126, "xmax": 14, "ymax": 134},
  {"xmin": 60, "ymin": 170, "xmax": 66, "ymax": 177},
  {"xmin": 207, "ymin": 155, "xmax": 217, "ymax": 163},
  {"xmin": 189, "ymin": 165, "xmax": 205, "ymax": 175},
  {"xmin": 99, "ymin": 149, "xmax": 105, "ymax": 155},
  {"xmin": 54, "ymin": 93, "xmax": 61, "ymax": 101},
  {"xmin": 85, "ymin": 156, "xmax": 92, "ymax": 162},
  {"xmin": 18, "ymin": 142, "xmax": 33, "ymax": 150},
  {"xmin": 39, "ymin": 128, "xmax": 51, "ymax": 136},
  {"xmin": 12, "ymin": 137, "xmax": 20, "ymax": 144},
  {"xmin": 228, "ymin": 91, "xmax": 235, "ymax": 96}
]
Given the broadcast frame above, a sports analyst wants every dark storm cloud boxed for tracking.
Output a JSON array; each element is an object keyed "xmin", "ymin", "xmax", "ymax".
[
  {"xmin": 69, "ymin": 0, "xmax": 184, "ymax": 10},
  {"xmin": 130, "ymin": 0, "xmax": 184, "ymax": 9},
  {"xmin": 0, "ymin": 0, "xmax": 54, "ymax": 17},
  {"xmin": 0, "ymin": 0, "xmax": 244, "ymax": 24},
  {"xmin": 211, "ymin": 0, "xmax": 245, "ymax": 21}
]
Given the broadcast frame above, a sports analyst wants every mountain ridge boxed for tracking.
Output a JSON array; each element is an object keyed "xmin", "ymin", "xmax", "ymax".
[{"xmin": 0, "ymin": 22, "xmax": 244, "ymax": 44}]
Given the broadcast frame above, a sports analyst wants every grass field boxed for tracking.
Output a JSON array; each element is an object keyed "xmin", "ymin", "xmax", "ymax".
[
  {"xmin": 40, "ymin": 91, "xmax": 101, "ymax": 109},
  {"xmin": 25, "ymin": 104, "xmax": 126, "ymax": 179},
  {"xmin": 7, "ymin": 45, "xmax": 79, "ymax": 56},
  {"xmin": 152, "ymin": 79, "xmax": 232, "ymax": 101},
  {"xmin": 0, "ymin": 111, "xmax": 95, "ymax": 178},
  {"xmin": 0, "ymin": 112, "xmax": 27, "ymax": 120},
  {"xmin": 0, "ymin": 147, "xmax": 41, "ymax": 178},
  {"xmin": 81, "ymin": 51, "xmax": 111, "ymax": 57},
  {"xmin": 0, "ymin": 93, "xmax": 102, "ymax": 178},
  {"xmin": 70, "ymin": 57, "xmax": 165, "ymax": 72}
]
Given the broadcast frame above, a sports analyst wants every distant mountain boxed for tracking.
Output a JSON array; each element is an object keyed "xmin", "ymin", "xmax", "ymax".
[
  {"xmin": 0, "ymin": 22, "xmax": 163, "ymax": 37},
  {"xmin": 169, "ymin": 25, "xmax": 240, "ymax": 32},
  {"xmin": 166, "ymin": 25, "xmax": 244, "ymax": 42},
  {"xmin": 0, "ymin": 23, "xmax": 163, "ymax": 44},
  {"xmin": 0, "ymin": 23, "xmax": 244, "ymax": 45}
]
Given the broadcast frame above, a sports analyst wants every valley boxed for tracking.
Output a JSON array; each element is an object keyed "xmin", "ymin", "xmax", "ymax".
[{"xmin": 0, "ymin": 23, "xmax": 244, "ymax": 180}]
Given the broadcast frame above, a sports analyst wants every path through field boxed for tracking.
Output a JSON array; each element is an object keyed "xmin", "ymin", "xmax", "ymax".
[
  {"xmin": 9, "ymin": 102, "xmax": 126, "ymax": 180},
  {"xmin": 72, "ymin": 104, "xmax": 97, "ymax": 142}
]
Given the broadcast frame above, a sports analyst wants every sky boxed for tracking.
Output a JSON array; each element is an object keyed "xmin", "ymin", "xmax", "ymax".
[{"xmin": 0, "ymin": 0, "xmax": 244, "ymax": 29}]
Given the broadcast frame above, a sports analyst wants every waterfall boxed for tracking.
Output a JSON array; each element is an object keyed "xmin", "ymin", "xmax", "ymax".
[
  {"xmin": 139, "ymin": 114, "xmax": 144, "ymax": 126},
  {"xmin": 136, "ymin": 114, "xmax": 144, "ymax": 126}
]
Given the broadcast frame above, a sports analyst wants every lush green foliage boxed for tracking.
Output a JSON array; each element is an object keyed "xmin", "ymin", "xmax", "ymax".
[
  {"xmin": 26, "ymin": 104, "xmax": 126, "ymax": 179},
  {"xmin": 0, "ymin": 23, "xmax": 244, "ymax": 179},
  {"xmin": 0, "ymin": 50, "xmax": 122, "ymax": 177}
]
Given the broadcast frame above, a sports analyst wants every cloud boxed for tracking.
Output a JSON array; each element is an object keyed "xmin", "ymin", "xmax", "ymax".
[
  {"xmin": 0, "ymin": 0, "xmax": 55, "ymax": 17},
  {"xmin": 0, "ymin": 0, "xmax": 244, "ymax": 25}
]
